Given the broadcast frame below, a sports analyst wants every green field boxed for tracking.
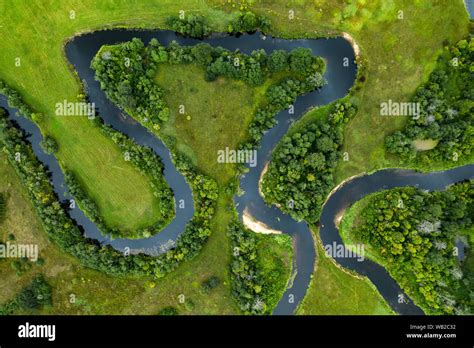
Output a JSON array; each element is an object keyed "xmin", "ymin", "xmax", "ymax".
[
  {"xmin": 156, "ymin": 63, "xmax": 268, "ymax": 183},
  {"xmin": 297, "ymin": 234, "xmax": 394, "ymax": 315}
]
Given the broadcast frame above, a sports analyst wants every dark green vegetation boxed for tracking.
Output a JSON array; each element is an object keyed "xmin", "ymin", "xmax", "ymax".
[
  {"xmin": 261, "ymin": 102, "xmax": 357, "ymax": 223},
  {"xmin": 340, "ymin": 181, "xmax": 473, "ymax": 314},
  {"xmin": 158, "ymin": 306, "xmax": 179, "ymax": 315},
  {"xmin": 0, "ymin": 274, "xmax": 52, "ymax": 314},
  {"xmin": 39, "ymin": 136, "xmax": 58, "ymax": 155},
  {"xmin": 386, "ymin": 38, "xmax": 474, "ymax": 168},
  {"xmin": 227, "ymin": 11, "xmax": 270, "ymax": 34},
  {"xmin": 228, "ymin": 221, "xmax": 292, "ymax": 314},
  {"xmin": 166, "ymin": 11, "xmax": 270, "ymax": 38},
  {"xmin": 201, "ymin": 276, "xmax": 221, "ymax": 293},
  {"xmin": 0, "ymin": 193, "xmax": 5, "ymax": 223},
  {"xmin": 166, "ymin": 15, "xmax": 213, "ymax": 38},
  {"xmin": 65, "ymin": 123, "xmax": 174, "ymax": 239}
]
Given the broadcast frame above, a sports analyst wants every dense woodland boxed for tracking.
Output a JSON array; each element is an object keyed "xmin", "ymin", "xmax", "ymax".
[
  {"xmin": 91, "ymin": 37, "xmax": 325, "ymax": 149},
  {"xmin": 349, "ymin": 182, "xmax": 473, "ymax": 314},
  {"xmin": 261, "ymin": 102, "xmax": 357, "ymax": 223},
  {"xmin": 228, "ymin": 221, "xmax": 289, "ymax": 314},
  {"xmin": 385, "ymin": 38, "xmax": 474, "ymax": 167}
]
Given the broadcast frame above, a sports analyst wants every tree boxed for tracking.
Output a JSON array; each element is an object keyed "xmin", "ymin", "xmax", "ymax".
[
  {"xmin": 289, "ymin": 48, "xmax": 314, "ymax": 75},
  {"xmin": 268, "ymin": 50, "xmax": 289, "ymax": 72}
]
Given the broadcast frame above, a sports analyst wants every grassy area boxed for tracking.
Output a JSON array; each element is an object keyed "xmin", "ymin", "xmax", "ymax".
[
  {"xmin": 156, "ymin": 63, "xmax": 269, "ymax": 184},
  {"xmin": 155, "ymin": 62, "xmax": 294, "ymax": 312},
  {"xmin": 297, "ymin": 233, "xmax": 394, "ymax": 315}
]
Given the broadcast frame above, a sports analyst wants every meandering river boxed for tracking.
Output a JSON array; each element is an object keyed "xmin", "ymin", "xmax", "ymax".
[{"xmin": 1, "ymin": 29, "xmax": 472, "ymax": 315}]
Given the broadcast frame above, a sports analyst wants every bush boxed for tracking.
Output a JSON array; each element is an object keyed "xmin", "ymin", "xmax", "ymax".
[
  {"xmin": 39, "ymin": 136, "xmax": 58, "ymax": 154},
  {"xmin": 201, "ymin": 276, "xmax": 220, "ymax": 293},
  {"xmin": 166, "ymin": 14, "xmax": 212, "ymax": 38},
  {"xmin": 16, "ymin": 274, "xmax": 52, "ymax": 310},
  {"xmin": 0, "ymin": 193, "xmax": 6, "ymax": 223},
  {"xmin": 158, "ymin": 306, "xmax": 179, "ymax": 315},
  {"xmin": 0, "ymin": 274, "xmax": 52, "ymax": 314},
  {"xmin": 228, "ymin": 11, "xmax": 271, "ymax": 34}
]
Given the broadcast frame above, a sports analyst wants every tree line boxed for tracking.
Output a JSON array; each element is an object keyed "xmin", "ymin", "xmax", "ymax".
[{"xmin": 165, "ymin": 11, "xmax": 270, "ymax": 39}]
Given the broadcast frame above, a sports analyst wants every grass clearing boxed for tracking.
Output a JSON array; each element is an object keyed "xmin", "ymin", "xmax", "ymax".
[
  {"xmin": 297, "ymin": 232, "xmax": 394, "ymax": 315},
  {"xmin": 412, "ymin": 139, "xmax": 439, "ymax": 151},
  {"xmin": 156, "ymin": 63, "xmax": 268, "ymax": 184}
]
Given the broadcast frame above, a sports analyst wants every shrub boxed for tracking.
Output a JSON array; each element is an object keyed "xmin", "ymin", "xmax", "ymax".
[
  {"xmin": 201, "ymin": 276, "xmax": 221, "ymax": 293},
  {"xmin": 39, "ymin": 136, "xmax": 58, "ymax": 154},
  {"xmin": 0, "ymin": 193, "xmax": 6, "ymax": 223},
  {"xmin": 158, "ymin": 306, "xmax": 179, "ymax": 315},
  {"xmin": 166, "ymin": 14, "xmax": 212, "ymax": 38}
]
